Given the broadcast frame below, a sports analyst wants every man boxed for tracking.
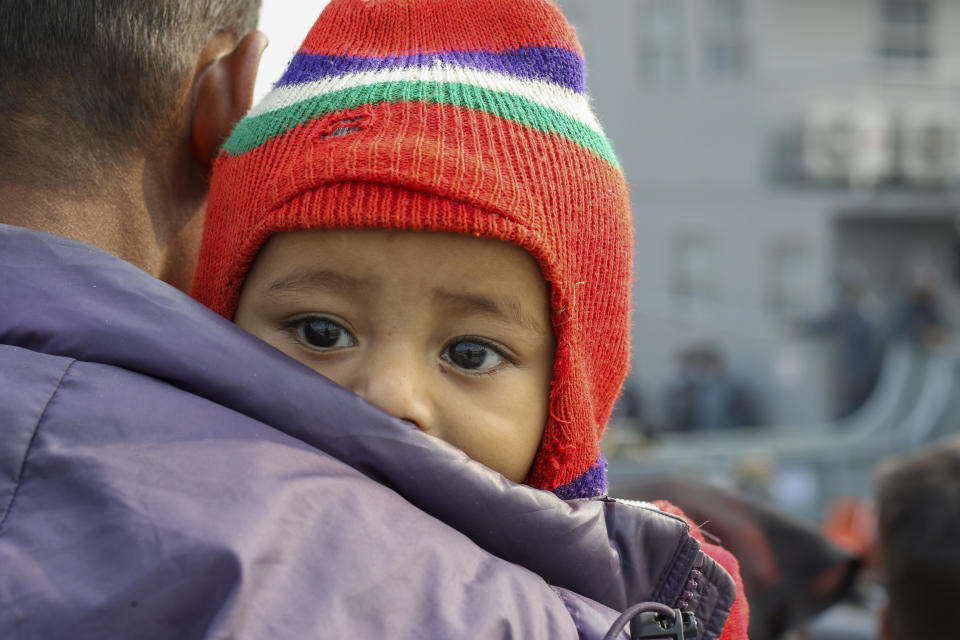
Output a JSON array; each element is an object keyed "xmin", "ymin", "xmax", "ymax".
[
  {"xmin": 876, "ymin": 440, "xmax": 960, "ymax": 640},
  {"xmin": 0, "ymin": 3, "xmax": 736, "ymax": 638},
  {"xmin": 796, "ymin": 262, "xmax": 883, "ymax": 419},
  {"xmin": 0, "ymin": 0, "xmax": 265, "ymax": 291}
]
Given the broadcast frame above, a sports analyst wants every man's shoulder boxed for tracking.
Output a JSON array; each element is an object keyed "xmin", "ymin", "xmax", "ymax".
[
  {"xmin": 0, "ymin": 223, "xmax": 304, "ymax": 462},
  {"xmin": 0, "ymin": 223, "xmax": 134, "ymax": 271},
  {"xmin": 0, "ymin": 345, "xmax": 75, "ymax": 530},
  {"xmin": 0, "ymin": 344, "xmax": 608, "ymax": 640},
  {"xmin": 0, "ymin": 223, "xmax": 250, "ymax": 379},
  {"xmin": 0, "ymin": 223, "xmax": 198, "ymax": 317}
]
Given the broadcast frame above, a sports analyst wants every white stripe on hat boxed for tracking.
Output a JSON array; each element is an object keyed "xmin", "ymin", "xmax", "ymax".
[{"xmin": 248, "ymin": 61, "xmax": 604, "ymax": 135}]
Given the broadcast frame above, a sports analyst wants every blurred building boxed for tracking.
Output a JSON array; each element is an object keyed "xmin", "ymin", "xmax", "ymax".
[{"xmin": 558, "ymin": 0, "xmax": 960, "ymax": 426}]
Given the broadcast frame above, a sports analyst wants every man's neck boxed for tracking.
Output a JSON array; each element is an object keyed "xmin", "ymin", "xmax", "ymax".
[
  {"xmin": 1, "ymin": 176, "xmax": 163, "ymax": 272},
  {"xmin": 0, "ymin": 159, "xmax": 205, "ymax": 293}
]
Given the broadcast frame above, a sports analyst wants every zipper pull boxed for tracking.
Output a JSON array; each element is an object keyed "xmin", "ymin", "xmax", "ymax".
[{"xmin": 630, "ymin": 609, "xmax": 698, "ymax": 640}]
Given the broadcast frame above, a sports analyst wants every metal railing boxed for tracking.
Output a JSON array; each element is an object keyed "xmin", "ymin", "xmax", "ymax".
[{"xmin": 606, "ymin": 341, "xmax": 960, "ymax": 522}]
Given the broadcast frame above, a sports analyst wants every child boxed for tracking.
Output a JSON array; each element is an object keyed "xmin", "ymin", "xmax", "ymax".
[
  {"xmin": 193, "ymin": 0, "xmax": 629, "ymax": 498},
  {"xmin": 193, "ymin": 0, "xmax": 749, "ymax": 636},
  {"xmin": 875, "ymin": 440, "xmax": 960, "ymax": 640}
]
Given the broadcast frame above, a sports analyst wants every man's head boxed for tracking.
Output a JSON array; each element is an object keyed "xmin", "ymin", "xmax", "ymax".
[
  {"xmin": 0, "ymin": 0, "xmax": 260, "ymax": 188},
  {"xmin": 908, "ymin": 261, "xmax": 940, "ymax": 301},
  {"xmin": 835, "ymin": 260, "xmax": 867, "ymax": 303},
  {"xmin": 876, "ymin": 440, "xmax": 960, "ymax": 640},
  {"xmin": 193, "ymin": 0, "xmax": 633, "ymax": 497},
  {"xmin": 0, "ymin": 1, "xmax": 265, "ymax": 290}
]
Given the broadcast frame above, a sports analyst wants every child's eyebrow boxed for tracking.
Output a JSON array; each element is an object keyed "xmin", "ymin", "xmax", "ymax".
[
  {"xmin": 263, "ymin": 268, "xmax": 369, "ymax": 297},
  {"xmin": 432, "ymin": 288, "xmax": 550, "ymax": 337}
]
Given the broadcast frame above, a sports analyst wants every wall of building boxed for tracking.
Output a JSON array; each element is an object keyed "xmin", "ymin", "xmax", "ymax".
[{"xmin": 558, "ymin": 0, "xmax": 960, "ymax": 428}]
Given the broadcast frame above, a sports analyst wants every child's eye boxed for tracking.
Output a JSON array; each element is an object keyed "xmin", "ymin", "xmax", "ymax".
[
  {"xmin": 442, "ymin": 338, "xmax": 508, "ymax": 373},
  {"xmin": 292, "ymin": 316, "xmax": 356, "ymax": 350}
]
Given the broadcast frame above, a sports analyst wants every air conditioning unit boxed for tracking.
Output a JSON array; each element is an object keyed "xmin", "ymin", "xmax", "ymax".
[
  {"xmin": 803, "ymin": 103, "xmax": 894, "ymax": 186},
  {"xmin": 900, "ymin": 106, "xmax": 960, "ymax": 185}
]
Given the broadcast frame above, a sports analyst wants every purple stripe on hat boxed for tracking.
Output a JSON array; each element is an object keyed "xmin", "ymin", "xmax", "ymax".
[
  {"xmin": 276, "ymin": 46, "xmax": 585, "ymax": 94},
  {"xmin": 552, "ymin": 453, "xmax": 608, "ymax": 500}
]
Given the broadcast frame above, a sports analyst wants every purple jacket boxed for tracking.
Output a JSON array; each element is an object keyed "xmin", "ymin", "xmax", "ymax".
[{"xmin": 0, "ymin": 225, "xmax": 735, "ymax": 639}]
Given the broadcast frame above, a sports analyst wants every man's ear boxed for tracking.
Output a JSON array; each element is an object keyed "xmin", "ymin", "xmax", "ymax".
[{"xmin": 190, "ymin": 30, "xmax": 268, "ymax": 175}]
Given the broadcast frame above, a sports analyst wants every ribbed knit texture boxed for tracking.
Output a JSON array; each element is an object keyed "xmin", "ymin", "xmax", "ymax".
[{"xmin": 192, "ymin": 0, "xmax": 633, "ymax": 495}]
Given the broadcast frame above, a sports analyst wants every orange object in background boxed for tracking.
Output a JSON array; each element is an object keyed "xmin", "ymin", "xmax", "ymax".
[{"xmin": 822, "ymin": 498, "xmax": 877, "ymax": 570}]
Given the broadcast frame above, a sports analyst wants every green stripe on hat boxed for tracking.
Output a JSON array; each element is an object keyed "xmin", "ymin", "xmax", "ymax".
[{"xmin": 224, "ymin": 80, "xmax": 620, "ymax": 169}]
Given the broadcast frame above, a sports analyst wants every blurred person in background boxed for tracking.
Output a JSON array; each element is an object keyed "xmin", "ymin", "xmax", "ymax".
[
  {"xmin": 610, "ymin": 377, "xmax": 650, "ymax": 430},
  {"xmin": 890, "ymin": 261, "xmax": 946, "ymax": 349},
  {"xmin": 664, "ymin": 347, "xmax": 701, "ymax": 432},
  {"xmin": 664, "ymin": 344, "xmax": 760, "ymax": 431},
  {"xmin": 874, "ymin": 439, "xmax": 960, "ymax": 640},
  {"xmin": 695, "ymin": 346, "xmax": 761, "ymax": 431},
  {"xmin": 796, "ymin": 261, "xmax": 884, "ymax": 419}
]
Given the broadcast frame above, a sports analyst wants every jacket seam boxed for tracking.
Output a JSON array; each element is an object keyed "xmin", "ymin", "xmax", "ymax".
[
  {"xmin": 0, "ymin": 358, "xmax": 75, "ymax": 535},
  {"xmin": 651, "ymin": 534, "xmax": 698, "ymax": 607},
  {"xmin": 550, "ymin": 586, "xmax": 589, "ymax": 639},
  {"xmin": 696, "ymin": 559, "xmax": 736, "ymax": 640},
  {"xmin": 599, "ymin": 497, "xmax": 694, "ymax": 609}
]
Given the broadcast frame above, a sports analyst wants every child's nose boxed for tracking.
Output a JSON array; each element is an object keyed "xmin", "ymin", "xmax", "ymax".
[{"xmin": 350, "ymin": 353, "xmax": 432, "ymax": 434}]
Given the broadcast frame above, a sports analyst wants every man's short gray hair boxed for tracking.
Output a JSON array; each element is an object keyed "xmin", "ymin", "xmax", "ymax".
[{"xmin": 0, "ymin": 0, "xmax": 262, "ymax": 186}]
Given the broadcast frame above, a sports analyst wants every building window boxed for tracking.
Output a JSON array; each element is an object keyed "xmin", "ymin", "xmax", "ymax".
[
  {"xmin": 638, "ymin": 0, "xmax": 686, "ymax": 83},
  {"xmin": 879, "ymin": 0, "xmax": 933, "ymax": 62},
  {"xmin": 765, "ymin": 237, "xmax": 815, "ymax": 313},
  {"xmin": 703, "ymin": 0, "xmax": 750, "ymax": 77},
  {"xmin": 669, "ymin": 230, "xmax": 720, "ymax": 300}
]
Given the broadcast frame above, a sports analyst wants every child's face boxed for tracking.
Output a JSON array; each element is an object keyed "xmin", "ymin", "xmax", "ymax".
[{"xmin": 234, "ymin": 229, "xmax": 555, "ymax": 482}]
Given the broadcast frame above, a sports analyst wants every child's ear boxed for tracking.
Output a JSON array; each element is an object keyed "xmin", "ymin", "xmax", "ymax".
[{"xmin": 189, "ymin": 30, "xmax": 268, "ymax": 175}]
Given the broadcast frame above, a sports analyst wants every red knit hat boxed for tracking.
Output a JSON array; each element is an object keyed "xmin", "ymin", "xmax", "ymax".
[{"xmin": 192, "ymin": 0, "xmax": 633, "ymax": 497}]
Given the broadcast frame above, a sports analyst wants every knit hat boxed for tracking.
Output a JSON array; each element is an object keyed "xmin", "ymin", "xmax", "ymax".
[{"xmin": 192, "ymin": 0, "xmax": 632, "ymax": 498}]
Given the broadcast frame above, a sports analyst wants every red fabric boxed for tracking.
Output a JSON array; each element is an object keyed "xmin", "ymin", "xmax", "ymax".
[
  {"xmin": 193, "ymin": 0, "xmax": 632, "ymax": 492},
  {"xmin": 653, "ymin": 500, "xmax": 751, "ymax": 640},
  {"xmin": 299, "ymin": 0, "xmax": 582, "ymax": 56}
]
